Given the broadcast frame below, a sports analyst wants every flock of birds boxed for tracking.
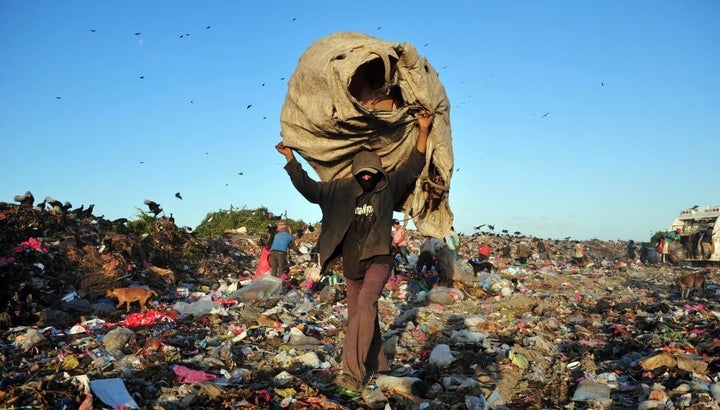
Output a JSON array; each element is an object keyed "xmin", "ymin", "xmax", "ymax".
[
  {"xmin": 2, "ymin": 191, "xmax": 172, "ymax": 224},
  {"xmin": 2, "ymin": 191, "xmax": 95, "ymax": 219},
  {"xmin": 71, "ymin": 24, "xmax": 257, "ymax": 193}
]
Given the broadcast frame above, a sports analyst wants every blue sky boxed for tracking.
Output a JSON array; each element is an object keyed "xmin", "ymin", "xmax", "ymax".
[{"xmin": 1, "ymin": 1, "xmax": 718, "ymax": 241}]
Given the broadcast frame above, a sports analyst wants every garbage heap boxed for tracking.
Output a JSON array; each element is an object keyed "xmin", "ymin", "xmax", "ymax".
[{"xmin": 1, "ymin": 203, "xmax": 720, "ymax": 409}]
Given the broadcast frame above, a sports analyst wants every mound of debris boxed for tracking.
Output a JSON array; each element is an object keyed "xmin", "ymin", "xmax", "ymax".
[{"xmin": 1, "ymin": 198, "xmax": 720, "ymax": 409}]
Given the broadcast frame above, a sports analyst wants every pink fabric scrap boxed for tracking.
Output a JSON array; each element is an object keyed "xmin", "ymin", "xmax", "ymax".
[{"xmin": 173, "ymin": 364, "xmax": 217, "ymax": 383}]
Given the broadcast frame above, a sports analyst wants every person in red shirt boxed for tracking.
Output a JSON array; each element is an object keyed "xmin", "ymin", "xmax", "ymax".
[{"xmin": 478, "ymin": 243, "xmax": 491, "ymax": 262}]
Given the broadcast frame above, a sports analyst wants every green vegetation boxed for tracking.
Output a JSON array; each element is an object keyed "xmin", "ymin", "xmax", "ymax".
[
  {"xmin": 126, "ymin": 210, "xmax": 158, "ymax": 235},
  {"xmin": 193, "ymin": 206, "xmax": 311, "ymax": 237}
]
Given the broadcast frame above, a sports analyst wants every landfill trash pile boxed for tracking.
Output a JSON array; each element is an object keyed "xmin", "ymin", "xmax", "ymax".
[{"xmin": 1, "ymin": 199, "xmax": 720, "ymax": 409}]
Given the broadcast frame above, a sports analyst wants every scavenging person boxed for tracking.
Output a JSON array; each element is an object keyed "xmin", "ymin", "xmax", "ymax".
[{"xmin": 275, "ymin": 110, "xmax": 435, "ymax": 392}]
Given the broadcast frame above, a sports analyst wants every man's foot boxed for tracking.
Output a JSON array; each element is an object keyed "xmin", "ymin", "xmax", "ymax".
[{"xmin": 335, "ymin": 373, "xmax": 363, "ymax": 393}]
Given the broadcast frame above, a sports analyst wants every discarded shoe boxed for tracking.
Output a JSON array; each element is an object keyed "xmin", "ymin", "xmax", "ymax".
[{"xmin": 335, "ymin": 373, "xmax": 363, "ymax": 392}]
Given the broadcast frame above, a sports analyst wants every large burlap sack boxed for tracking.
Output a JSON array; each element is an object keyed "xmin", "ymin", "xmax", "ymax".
[{"xmin": 280, "ymin": 32, "xmax": 454, "ymax": 238}]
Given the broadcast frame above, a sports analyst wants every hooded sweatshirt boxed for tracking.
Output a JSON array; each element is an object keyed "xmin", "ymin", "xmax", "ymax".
[{"xmin": 285, "ymin": 148, "xmax": 424, "ymax": 278}]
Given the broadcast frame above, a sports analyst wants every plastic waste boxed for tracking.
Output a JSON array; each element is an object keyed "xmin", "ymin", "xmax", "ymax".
[
  {"xmin": 711, "ymin": 383, "xmax": 720, "ymax": 402},
  {"xmin": 428, "ymin": 286, "xmax": 464, "ymax": 305},
  {"xmin": 464, "ymin": 315, "xmax": 484, "ymax": 329},
  {"xmin": 362, "ymin": 385, "xmax": 388, "ymax": 409},
  {"xmin": 452, "ymin": 261, "xmax": 476, "ymax": 285},
  {"xmin": 450, "ymin": 329, "xmax": 485, "ymax": 344},
  {"xmin": 374, "ymin": 375, "xmax": 421, "ymax": 395},
  {"xmin": 407, "ymin": 253, "xmax": 419, "ymax": 266},
  {"xmin": 508, "ymin": 350, "xmax": 529, "ymax": 369},
  {"xmin": 285, "ymin": 326, "xmax": 322, "ymax": 346},
  {"xmin": 230, "ymin": 274, "xmax": 283, "ymax": 301},
  {"xmin": 465, "ymin": 395, "xmax": 488, "ymax": 410},
  {"xmin": 172, "ymin": 300, "xmax": 222, "ymax": 316},
  {"xmin": 90, "ymin": 378, "xmax": 139, "ymax": 409},
  {"xmin": 101, "ymin": 327, "xmax": 134, "ymax": 355},
  {"xmin": 429, "ymin": 344, "xmax": 455, "ymax": 367},
  {"xmin": 572, "ymin": 380, "xmax": 611, "ymax": 405},
  {"xmin": 295, "ymin": 351, "xmax": 321, "ymax": 368}
]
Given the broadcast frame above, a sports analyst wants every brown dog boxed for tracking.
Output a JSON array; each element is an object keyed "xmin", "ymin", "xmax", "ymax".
[
  {"xmin": 106, "ymin": 287, "xmax": 158, "ymax": 312},
  {"xmin": 677, "ymin": 272, "xmax": 706, "ymax": 299}
]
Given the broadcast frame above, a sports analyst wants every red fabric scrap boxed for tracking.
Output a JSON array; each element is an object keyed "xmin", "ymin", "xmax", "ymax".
[
  {"xmin": 13, "ymin": 237, "xmax": 47, "ymax": 253},
  {"xmin": 121, "ymin": 310, "xmax": 174, "ymax": 328}
]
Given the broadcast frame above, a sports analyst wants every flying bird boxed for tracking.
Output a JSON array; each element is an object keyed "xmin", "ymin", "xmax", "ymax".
[
  {"xmin": 134, "ymin": 32, "xmax": 141, "ymax": 36},
  {"xmin": 246, "ymin": 104, "xmax": 252, "ymax": 109},
  {"xmin": 238, "ymin": 172, "xmax": 243, "ymax": 176},
  {"xmin": 175, "ymin": 192, "xmax": 183, "ymax": 200},
  {"xmin": 89, "ymin": 28, "xmax": 97, "ymax": 32},
  {"xmin": 206, "ymin": 25, "xmax": 211, "ymax": 29},
  {"xmin": 601, "ymin": 82, "xmax": 605, "ymax": 86},
  {"xmin": 139, "ymin": 76, "xmax": 145, "ymax": 79},
  {"xmin": 144, "ymin": 199, "xmax": 163, "ymax": 217},
  {"xmin": 56, "ymin": 96, "xmax": 62, "ymax": 100},
  {"xmin": 488, "ymin": 224, "xmax": 495, "ymax": 231},
  {"xmin": 540, "ymin": 112, "xmax": 549, "ymax": 118},
  {"xmin": 473, "ymin": 224, "xmax": 486, "ymax": 230}
]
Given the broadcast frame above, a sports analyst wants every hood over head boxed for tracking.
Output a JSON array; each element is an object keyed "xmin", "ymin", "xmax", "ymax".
[
  {"xmin": 351, "ymin": 150, "xmax": 383, "ymax": 176},
  {"xmin": 351, "ymin": 150, "xmax": 388, "ymax": 192}
]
